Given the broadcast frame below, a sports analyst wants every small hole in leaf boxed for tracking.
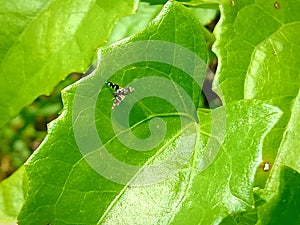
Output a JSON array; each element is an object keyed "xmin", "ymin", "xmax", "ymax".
[
  {"xmin": 263, "ymin": 162, "xmax": 271, "ymax": 171},
  {"xmin": 274, "ymin": 2, "xmax": 280, "ymax": 9}
]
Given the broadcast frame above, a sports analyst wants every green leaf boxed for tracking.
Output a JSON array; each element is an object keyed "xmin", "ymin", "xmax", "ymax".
[
  {"xmin": 266, "ymin": 90, "xmax": 300, "ymax": 179},
  {"xmin": 256, "ymin": 90, "xmax": 300, "ymax": 223},
  {"xmin": 108, "ymin": 2, "xmax": 163, "ymax": 45},
  {"xmin": 107, "ymin": 2, "xmax": 218, "ymax": 63},
  {"xmin": 189, "ymin": 7, "xmax": 218, "ymax": 25},
  {"xmin": 0, "ymin": 0, "xmax": 138, "ymax": 127},
  {"xmin": 141, "ymin": 0, "xmax": 168, "ymax": 5},
  {"xmin": 180, "ymin": 0, "xmax": 224, "ymax": 6},
  {"xmin": 212, "ymin": 0, "xmax": 300, "ymax": 222},
  {"xmin": 257, "ymin": 166, "xmax": 300, "ymax": 225},
  {"xmin": 141, "ymin": 0, "xmax": 223, "ymax": 7},
  {"xmin": 99, "ymin": 100, "xmax": 281, "ymax": 225},
  {"xmin": 108, "ymin": 2, "xmax": 217, "ymax": 46},
  {"xmin": 213, "ymin": 0, "xmax": 300, "ymax": 182},
  {"xmin": 0, "ymin": 166, "xmax": 27, "ymax": 223},
  {"xmin": 169, "ymin": 100, "xmax": 281, "ymax": 224},
  {"xmin": 14, "ymin": 1, "xmax": 284, "ymax": 224},
  {"xmin": 18, "ymin": 2, "xmax": 210, "ymax": 224}
]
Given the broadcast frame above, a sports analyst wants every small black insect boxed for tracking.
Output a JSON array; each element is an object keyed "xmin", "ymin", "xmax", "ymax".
[{"xmin": 106, "ymin": 81, "xmax": 134, "ymax": 109}]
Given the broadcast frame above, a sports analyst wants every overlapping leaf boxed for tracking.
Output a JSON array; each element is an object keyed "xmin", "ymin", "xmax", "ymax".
[
  {"xmin": 213, "ymin": 0, "xmax": 300, "ymax": 165},
  {"xmin": 212, "ymin": 0, "xmax": 300, "ymax": 223},
  {"xmin": 0, "ymin": 0, "xmax": 137, "ymax": 127}
]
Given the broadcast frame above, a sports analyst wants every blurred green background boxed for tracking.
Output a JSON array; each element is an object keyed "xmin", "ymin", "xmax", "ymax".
[{"xmin": 0, "ymin": 73, "xmax": 81, "ymax": 181}]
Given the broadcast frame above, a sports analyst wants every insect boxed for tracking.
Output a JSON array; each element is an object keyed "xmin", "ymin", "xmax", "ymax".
[{"xmin": 106, "ymin": 81, "xmax": 134, "ymax": 109}]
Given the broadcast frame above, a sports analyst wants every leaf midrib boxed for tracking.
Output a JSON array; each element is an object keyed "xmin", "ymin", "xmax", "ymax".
[{"xmin": 97, "ymin": 121, "xmax": 199, "ymax": 224}]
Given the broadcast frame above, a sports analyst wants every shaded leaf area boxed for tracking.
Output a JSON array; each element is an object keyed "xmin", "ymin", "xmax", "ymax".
[
  {"xmin": 141, "ymin": 0, "xmax": 170, "ymax": 5},
  {"xmin": 219, "ymin": 208, "xmax": 258, "ymax": 225},
  {"xmin": 0, "ymin": 0, "xmax": 137, "ymax": 127},
  {"xmin": 18, "ymin": 2, "xmax": 209, "ymax": 224},
  {"xmin": 257, "ymin": 166, "xmax": 300, "ymax": 225},
  {"xmin": 0, "ymin": 166, "xmax": 26, "ymax": 223},
  {"xmin": 213, "ymin": 0, "xmax": 300, "ymax": 174},
  {"xmin": 219, "ymin": 188, "xmax": 267, "ymax": 225},
  {"xmin": 100, "ymin": 100, "xmax": 281, "ymax": 225}
]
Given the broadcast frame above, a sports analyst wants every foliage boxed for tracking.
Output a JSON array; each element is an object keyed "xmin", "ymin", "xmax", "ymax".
[
  {"xmin": 0, "ymin": 0, "xmax": 137, "ymax": 127},
  {"xmin": 0, "ymin": 0, "xmax": 299, "ymax": 224}
]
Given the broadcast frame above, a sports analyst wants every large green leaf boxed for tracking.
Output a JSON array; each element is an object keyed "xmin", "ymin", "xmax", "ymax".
[
  {"xmin": 171, "ymin": 101, "xmax": 281, "ymax": 224},
  {"xmin": 0, "ymin": 0, "xmax": 137, "ymax": 127},
  {"xmin": 213, "ymin": 0, "xmax": 300, "ymax": 166},
  {"xmin": 93, "ymin": 100, "xmax": 280, "ymax": 225},
  {"xmin": 213, "ymin": 0, "xmax": 300, "ymax": 102},
  {"xmin": 212, "ymin": 0, "xmax": 300, "ymax": 222},
  {"xmin": 18, "ymin": 2, "xmax": 209, "ymax": 224}
]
